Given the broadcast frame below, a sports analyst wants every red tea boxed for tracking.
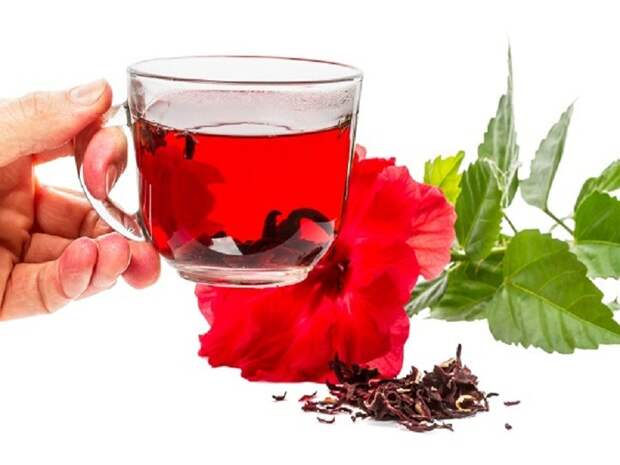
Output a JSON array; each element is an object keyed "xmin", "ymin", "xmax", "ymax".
[{"xmin": 134, "ymin": 104, "xmax": 352, "ymax": 276}]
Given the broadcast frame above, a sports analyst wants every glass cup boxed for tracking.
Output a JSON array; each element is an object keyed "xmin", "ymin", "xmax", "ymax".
[{"xmin": 75, "ymin": 56, "xmax": 362, "ymax": 287}]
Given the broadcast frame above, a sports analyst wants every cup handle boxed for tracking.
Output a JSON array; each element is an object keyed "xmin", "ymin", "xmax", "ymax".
[{"xmin": 74, "ymin": 101, "xmax": 146, "ymax": 242}]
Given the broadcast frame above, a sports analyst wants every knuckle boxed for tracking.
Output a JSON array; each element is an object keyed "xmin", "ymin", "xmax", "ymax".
[
  {"xmin": 17, "ymin": 91, "xmax": 53, "ymax": 120},
  {"xmin": 0, "ymin": 92, "xmax": 55, "ymax": 155},
  {"xmin": 80, "ymin": 209, "xmax": 112, "ymax": 238},
  {"xmin": 37, "ymin": 267, "xmax": 58, "ymax": 314}
]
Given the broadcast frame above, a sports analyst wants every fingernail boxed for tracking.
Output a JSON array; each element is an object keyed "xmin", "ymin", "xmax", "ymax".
[
  {"xmin": 69, "ymin": 79, "xmax": 106, "ymax": 106},
  {"xmin": 105, "ymin": 166, "xmax": 118, "ymax": 196}
]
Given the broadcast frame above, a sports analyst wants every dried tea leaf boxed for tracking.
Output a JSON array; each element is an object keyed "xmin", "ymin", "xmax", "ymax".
[
  {"xmin": 302, "ymin": 346, "xmax": 491, "ymax": 433},
  {"xmin": 298, "ymin": 392, "xmax": 317, "ymax": 402}
]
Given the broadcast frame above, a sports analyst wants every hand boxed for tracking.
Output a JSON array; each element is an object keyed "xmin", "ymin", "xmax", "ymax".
[{"xmin": 0, "ymin": 80, "xmax": 160, "ymax": 320}]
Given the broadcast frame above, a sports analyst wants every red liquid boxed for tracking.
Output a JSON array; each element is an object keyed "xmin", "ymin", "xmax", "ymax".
[{"xmin": 134, "ymin": 118, "xmax": 352, "ymax": 270}]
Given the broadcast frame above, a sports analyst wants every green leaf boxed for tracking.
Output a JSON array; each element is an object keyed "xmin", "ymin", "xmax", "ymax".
[
  {"xmin": 521, "ymin": 105, "xmax": 574, "ymax": 210},
  {"xmin": 573, "ymin": 192, "xmax": 620, "ymax": 278},
  {"xmin": 487, "ymin": 230, "xmax": 620, "ymax": 353},
  {"xmin": 455, "ymin": 160, "xmax": 503, "ymax": 261},
  {"xmin": 478, "ymin": 48, "xmax": 519, "ymax": 206},
  {"xmin": 423, "ymin": 151, "xmax": 465, "ymax": 204},
  {"xmin": 406, "ymin": 273, "xmax": 448, "ymax": 316},
  {"xmin": 574, "ymin": 159, "xmax": 620, "ymax": 211},
  {"xmin": 429, "ymin": 251, "xmax": 504, "ymax": 321}
]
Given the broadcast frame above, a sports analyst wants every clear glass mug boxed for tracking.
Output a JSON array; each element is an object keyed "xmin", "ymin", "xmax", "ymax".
[{"xmin": 75, "ymin": 56, "xmax": 362, "ymax": 287}]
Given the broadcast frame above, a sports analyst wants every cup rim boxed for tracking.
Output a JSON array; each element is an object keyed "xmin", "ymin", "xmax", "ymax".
[{"xmin": 127, "ymin": 55, "xmax": 363, "ymax": 85}]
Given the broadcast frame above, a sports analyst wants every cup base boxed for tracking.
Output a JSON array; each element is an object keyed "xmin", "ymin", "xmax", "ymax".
[{"xmin": 175, "ymin": 264, "xmax": 311, "ymax": 288}]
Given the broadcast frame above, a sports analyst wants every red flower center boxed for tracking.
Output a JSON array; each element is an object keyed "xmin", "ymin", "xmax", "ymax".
[{"xmin": 317, "ymin": 253, "xmax": 350, "ymax": 295}]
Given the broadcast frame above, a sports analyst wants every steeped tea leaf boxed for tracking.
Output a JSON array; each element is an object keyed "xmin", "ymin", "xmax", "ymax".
[
  {"xmin": 487, "ymin": 230, "xmax": 620, "ymax": 353},
  {"xmin": 521, "ymin": 105, "xmax": 573, "ymax": 210},
  {"xmin": 429, "ymin": 251, "xmax": 503, "ymax": 321},
  {"xmin": 478, "ymin": 48, "xmax": 519, "ymax": 206},
  {"xmin": 423, "ymin": 151, "xmax": 465, "ymax": 204},
  {"xmin": 406, "ymin": 272, "xmax": 448, "ymax": 316},
  {"xmin": 574, "ymin": 159, "xmax": 620, "ymax": 211},
  {"xmin": 455, "ymin": 160, "xmax": 503, "ymax": 261},
  {"xmin": 573, "ymin": 192, "xmax": 620, "ymax": 278}
]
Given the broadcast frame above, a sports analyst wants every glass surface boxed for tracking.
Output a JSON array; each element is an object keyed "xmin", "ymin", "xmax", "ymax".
[{"xmin": 88, "ymin": 56, "xmax": 362, "ymax": 287}]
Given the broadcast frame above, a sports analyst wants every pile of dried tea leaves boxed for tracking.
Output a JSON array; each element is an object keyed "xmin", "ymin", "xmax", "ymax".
[{"xmin": 301, "ymin": 345, "xmax": 491, "ymax": 432}]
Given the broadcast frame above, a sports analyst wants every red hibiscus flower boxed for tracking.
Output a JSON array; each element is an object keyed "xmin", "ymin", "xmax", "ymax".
[{"xmin": 195, "ymin": 147, "xmax": 456, "ymax": 382}]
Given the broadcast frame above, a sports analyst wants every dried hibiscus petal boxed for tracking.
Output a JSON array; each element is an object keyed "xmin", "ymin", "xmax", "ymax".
[
  {"xmin": 298, "ymin": 392, "xmax": 317, "ymax": 402},
  {"xmin": 300, "ymin": 345, "xmax": 493, "ymax": 433}
]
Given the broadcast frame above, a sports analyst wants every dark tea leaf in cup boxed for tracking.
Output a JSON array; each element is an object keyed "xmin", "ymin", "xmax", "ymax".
[
  {"xmin": 134, "ymin": 116, "xmax": 350, "ymax": 276},
  {"xmin": 183, "ymin": 132, "xmax": 197, "ymax": 160},
  {"xmin": 137, "ymin": 122, "xmax": 167, "ymax": 154}
]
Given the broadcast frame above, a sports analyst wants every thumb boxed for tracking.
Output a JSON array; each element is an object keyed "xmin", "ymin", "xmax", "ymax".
[{"xmin": 0, "ymin": 80, "xmax": 112, "ymax": 167}]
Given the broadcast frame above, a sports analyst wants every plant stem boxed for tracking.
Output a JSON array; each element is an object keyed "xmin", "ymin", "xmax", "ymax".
[
  {"xmin": 543, "ymin": 208, "xmax": 574, "ymax": 236},
  {"xmin": 549, "ymin": 215, "xmax": 573, "ymax": 233},
  {"xmin": 450, "ymin": 246, "xmax": 506, "ymax": 263},
  {"xmin": 488, "ymin": 246, "xmax": 507, "ymax": 256},
  {"xmin": 503, "ymin": 214, "xmax": 518, "ymax": 234}
]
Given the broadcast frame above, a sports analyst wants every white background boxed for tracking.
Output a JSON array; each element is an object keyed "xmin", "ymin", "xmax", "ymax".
[{"xmin": 1, "ymin": 1, "xmax": 619, "ymax": 463}]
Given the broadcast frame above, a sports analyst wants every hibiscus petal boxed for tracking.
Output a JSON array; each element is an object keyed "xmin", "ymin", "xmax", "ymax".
[
  {"xmin": 366, "ymin": 310, "xmax": 410, "ymax": 378},
  {"xmin": 407, "ymin": 184, "xmax": 456, "ymax": 279},
  {"xmin": 329, "ymin": 273, "xmax": 412, "ymax": 374},
  {"xmin": 343, "ymin": 163, "xmax": 413, "ymax": 244},
  {"xmin": 194, "ymin": 152, "xmax": 455, "ymax": 383},
  {"xmin": 196, "ymin": 238, "xmax": 419, "ymax": 382},
  {"xmin": 354, "ymin": 144, "xmax": 367, "ymax": 161},
  {"xmin": 197, "ymin": 269, "xmax": 414, "ymax": 382},
  {"xmin": 346, "ymin": 240, "xmax": 419, "ymax": 300},
  {"xmin": 195, "ymin": 285, "xmax": 217, "ymax": 324},
  {"xmin": 197, "ymin": 286, "xmax": 301, "ymax": 377}
]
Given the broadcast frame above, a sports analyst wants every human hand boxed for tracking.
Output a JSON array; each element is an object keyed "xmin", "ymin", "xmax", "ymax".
[{"xmin": 0, "ymin": 80, "xmax": 160, "ymax": 320}]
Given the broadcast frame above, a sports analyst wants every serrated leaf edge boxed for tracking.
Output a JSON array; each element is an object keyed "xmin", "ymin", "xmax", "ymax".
[{"xmin": 521, "ymin": 104, "xmax": 574, "ymax": 210}]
